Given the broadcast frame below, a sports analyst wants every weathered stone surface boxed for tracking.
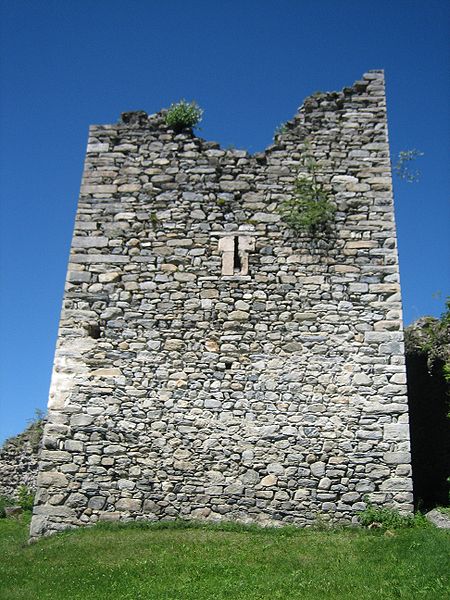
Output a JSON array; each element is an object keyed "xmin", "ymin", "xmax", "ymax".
[
  {"xmin": 37, "ymin": 471, "xmax": 68, "ymax": 488},
  {"xmin": 0, "ymin": 420, "xmax": 43, "ymax": 500},
  {"xmin": 66, "ymin": 493, "xmax": 87, "ymax": 508},
  {"xmin": 72, "ymin": 236, "xmax": 108, "ymax": 248},
  {"xmin": 228, "ymin": 310, "xmax": 249, "ymax": 321},
  {"xmin": 5, "ymin": 506, "xmax": 23, "ymax": 517},
  {"xmin": 425, "ymin": 509, "xmax": 450, "ymax": 529},
  {"xmin": 383, "ymin": 424, "xmax": 410, "ymax": 441},
  {"xmin": 81, "ymin": 184, "xmax": 117, "ymax": 194},
  {"xmin": 116, "ymin": 498, "xmax": 142, "ymax": 512},
  {"xmin": 70, "ymin": 415, "xmax": 94, "ymax": 427},
  {"xmin": 164, "ymin": 339, "xmax": 185, "ymax": 351},
  {"xmin": 88, "ymin": 496, "xmax": 107, "ymax": 510},
  {"xmin": 383, "ymin": 452, "xmax": 411, "ymax": 464},
  {"xmin": 29, "ymin": 70, "xmax": 413, "ymax": 540},
  {"xmin": 284, "ymin": 342, "xmax": 303, "ymax": 353},
  {"xmin": 89, "ymin": 368, "xmax": 122, "ymax": 378},
  {"xmin": 67, "ymin": 271, "xmax": 91, "ymax": 283},
  {"xmin": 260, "ymin": 474, "xmax": 277, "ymax": 487}
]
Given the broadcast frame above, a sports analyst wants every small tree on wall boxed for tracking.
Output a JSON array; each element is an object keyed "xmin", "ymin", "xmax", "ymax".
[{"xmin": 278, "ymin": 145, "xmax": 336, "ymax": 235}]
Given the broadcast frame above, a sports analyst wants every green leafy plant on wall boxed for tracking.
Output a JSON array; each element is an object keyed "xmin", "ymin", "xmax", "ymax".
[
  {"xmin": 405, "ymin": 298, "xmax": 450, "ymax": 381},
  {"xmin": 278, "ymin": 145, "xmax": 336, "ymax": 235},
  {"xmin": 273, "ymin": 122, "xmax": 288, "ymax": 142},
  {"xmin": 165, "ymin": 100, "xmax": 203, "ymax": 133},
  {"xmin": 149, "ymin": 212, "xmax": 159, "ymax": 228}
]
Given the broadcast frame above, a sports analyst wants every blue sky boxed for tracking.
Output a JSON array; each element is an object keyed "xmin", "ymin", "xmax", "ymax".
[{"xmin": 0, "ymin": 0, "xmax": 449, "ymax": 442}]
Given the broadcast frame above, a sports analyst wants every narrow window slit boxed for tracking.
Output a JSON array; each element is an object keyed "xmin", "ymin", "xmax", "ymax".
[{"xmin": 233, "ymin": 236, "xmax": 241, "ymax": 272}]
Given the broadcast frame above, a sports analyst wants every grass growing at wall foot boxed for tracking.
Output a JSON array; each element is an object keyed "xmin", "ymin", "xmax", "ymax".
[
  {"xmin": 0, "ymin": 495, "xmax": 14, "ymax": 518},
  {"xmin": 358, "ymin": 503, "xmax": 428, "ymax": 529},
  {"xmin": 1, "ymin": 516, "xmax": 449, "ymax": 600}
]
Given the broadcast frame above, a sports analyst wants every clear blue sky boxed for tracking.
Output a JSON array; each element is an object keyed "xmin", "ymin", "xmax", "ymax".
[{"xmin": 0, "ymin": 0, "xmax": 449, "ymax": 443}]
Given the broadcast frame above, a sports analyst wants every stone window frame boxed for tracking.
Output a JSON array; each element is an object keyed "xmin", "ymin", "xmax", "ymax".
[{"xmin": 214, "ymin": 230, "xmax": 259, "ymax": 278}]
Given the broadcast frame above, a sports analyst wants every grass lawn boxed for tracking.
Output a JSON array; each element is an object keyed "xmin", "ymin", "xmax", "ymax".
[{"xmin": 0, "ymin": 515, "xmax": 449, "ymax": 600}]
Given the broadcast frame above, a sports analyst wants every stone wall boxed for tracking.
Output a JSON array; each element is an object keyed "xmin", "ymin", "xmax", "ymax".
[
  {"xmin": 30, "ymin": 70, "xmax": 413, "ymax": 539},
  {"xmin": 0, "ymin": 422, "xmax": 43, "ymax": 499}
]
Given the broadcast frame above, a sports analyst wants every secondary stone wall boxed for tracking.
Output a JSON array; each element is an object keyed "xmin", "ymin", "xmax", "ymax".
[
  {"xmin": 30, "ymin": 70, "xmax": 413, "ymax": 539},
  {"xmin": 0, "ymin": 422, "xmax": 44, "ymax": 499}
]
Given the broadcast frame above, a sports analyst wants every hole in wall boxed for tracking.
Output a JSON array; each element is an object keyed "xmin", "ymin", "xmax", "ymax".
[
  {"xmin": 86, "ymin": 324, "xmax": 101, "ymax": 339},
  {"xmin": 233, "ymin": 236, "xmax": 242, "ymax": 272},
  {"xmin": 406, "ymin": 355, "xmax": 450, "ymax": 509}
]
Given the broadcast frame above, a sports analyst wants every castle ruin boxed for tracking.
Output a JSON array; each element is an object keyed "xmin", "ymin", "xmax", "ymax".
[{"xmin": 30, "ymin": 70, "xmax": 413, "ymax": 539}]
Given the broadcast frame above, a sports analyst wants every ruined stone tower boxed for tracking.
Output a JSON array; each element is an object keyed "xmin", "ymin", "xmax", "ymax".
[{"xmin": 30, "ymin": 71, "xmax": 413, "ymax": 539}]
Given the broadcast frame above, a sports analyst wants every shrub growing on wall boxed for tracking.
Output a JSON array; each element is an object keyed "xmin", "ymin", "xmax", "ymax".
[
  {"xmin": 165, "ymin": 100, "xmax": 203, "ymax": 132},
  {"xmin": 278, "ymin": 147, "xmax": 335, "ymax": 235},
  {"xmin": 405, "ymin": 299, "xmax": 450, "ymax": 380}
]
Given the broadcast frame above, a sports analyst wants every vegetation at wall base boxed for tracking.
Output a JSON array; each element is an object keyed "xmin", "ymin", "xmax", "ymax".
[
  {"xmin": 17, "ymin": 485, "xmax": 34, "ymax": 511},
  {"xmin": 358, "ymin": 502, "xmax": 428, "ymax": 529},
  {"xmin": 165, "ymin": 99, "xmax": 203, "ymax": 132},
  {"xmin": 1, "ymin": 516, "xmax": 449, "ymax": 600},
  {"xmin": 0, "ymin": 495, "xmax": 14, "ymax": 518},
  {"xmin": 0, "ymin": 486, "xmax": 35, "ymax": 518}
]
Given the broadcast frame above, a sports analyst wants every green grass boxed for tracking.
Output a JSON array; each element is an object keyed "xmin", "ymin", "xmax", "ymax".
[{"xmin": 0, "ymin": 515, "xmax": 449, "ymax": 600}]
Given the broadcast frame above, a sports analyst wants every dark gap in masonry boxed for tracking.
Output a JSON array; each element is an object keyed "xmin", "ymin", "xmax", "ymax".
[
  {"xmin": 233, "ymin": 236, "xmax": 241, "ymax": 272},
  {"xmin": 87, "ymin": 324, "xmax": 101, "ymax": 339},
  {"xmin": 406, "ymin": 354, "xmax": 450, "ymax": 510}
]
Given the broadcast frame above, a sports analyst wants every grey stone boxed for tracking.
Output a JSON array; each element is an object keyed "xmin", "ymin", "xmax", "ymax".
[
  {"xmin": 72, "ymin": 236, "xmax": 108, "ymax": 248},
  {"xmin": 164, "ymin": 339, "xmax": 185, "ymax": 351},
  {"xmin": 310, "ymin": 462, "xmax": 326, "ymax": 477},
  {"xmin": 383, "ymin": 424, "xmax": 410, "ymax": 441},
  {"xmin": 101, "ymin": 307, "xmax": 122, "ymax": 320},
  {"xmin": 260, "ymin": 474, "xmax": 277, "ymax": 486},
  {"xmin": 283, "ymin": 342, "xmax": 303, "ymax": 352},
  {"xmin": 37, "ymin": 471, "xmax": 68, "ymax": 488},
  {"xmin": 241, "ymin": 470, "xmax": 260, "ymax": 485},
  {"xmin": 116, "ymin": 498, "xmax": 142, "ymax": 512},
  {"xmin": 66, "ymin": 493, "xmax": 87, "ymax": 508},
  {"xmin": 70, "ymin": 414, "xmax": 94, "ymax": 427},
  {"xmin": 228, "ymin": 310, "xmax": 249, "ymax": 321},
  {"xmin": 67, "ymin": 271, "xmax": 91, "ymax": 283},
  {"xmin": 4, "ymin": 506, "xmax": 22, "ymax": 517},
  {"xmin": 88, "ymin": 496, "xmax": 107, "ymax": 510},
  {"xmin": 425, "ymin": 509, "xmax": 450, "ymax": 529},
  {"xmin": 252, "ymin": 212, "xmax": 280, "ymax": 223},
  {"xmin": 383, "ymin": 452, "xmax": 411, "ymax": 464}
]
